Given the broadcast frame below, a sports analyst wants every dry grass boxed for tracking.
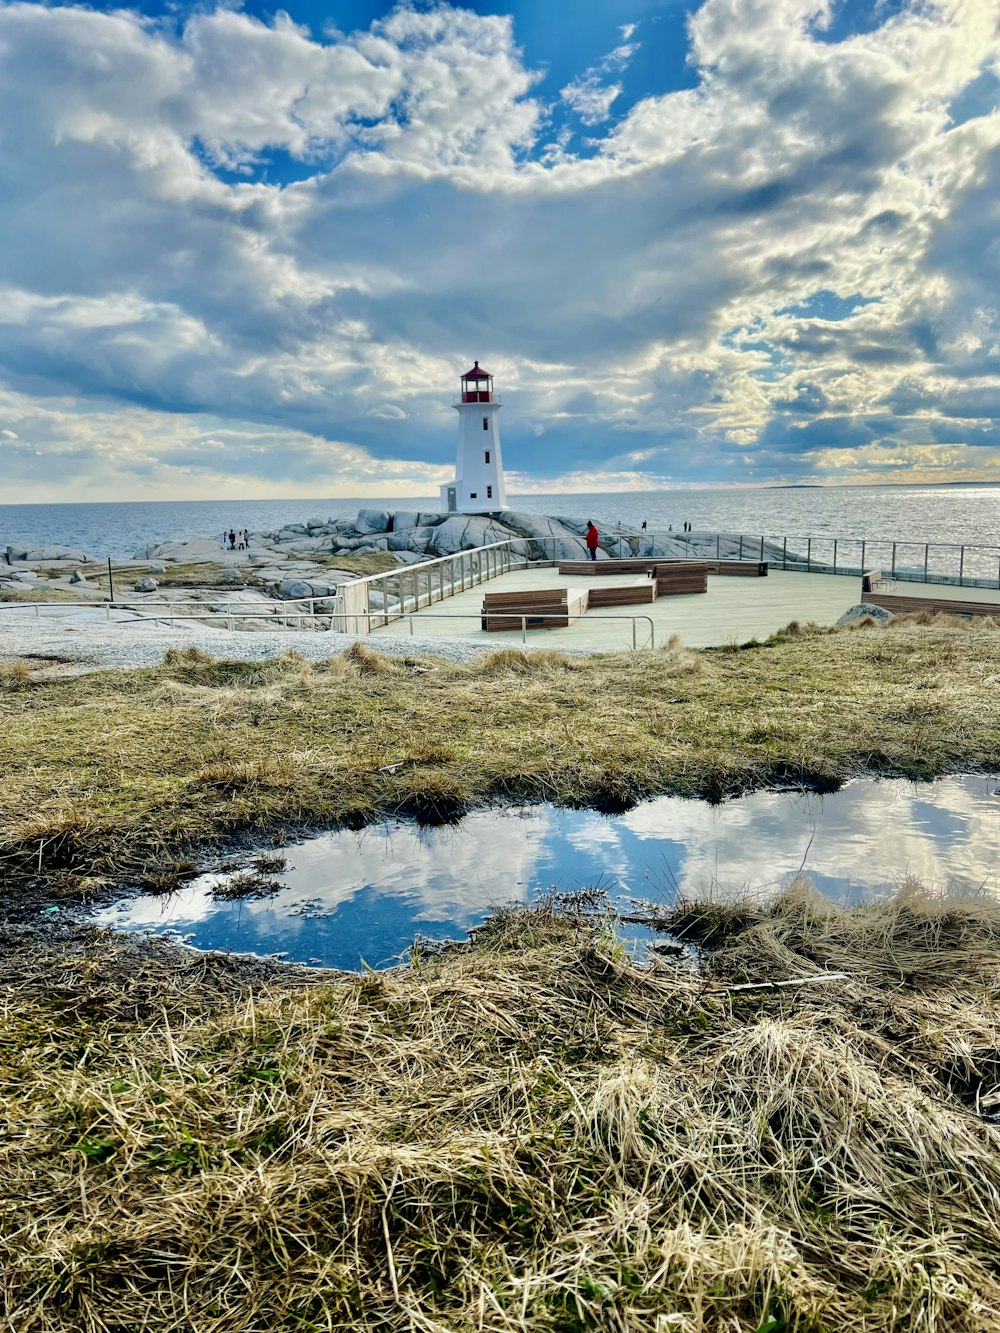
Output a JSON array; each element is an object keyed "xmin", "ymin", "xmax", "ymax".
[
  {"xmin": 313, "ymin": 550, "xmax": 400, "ymax": 575},
  {"xmin": 0, "ymin": 660, "xmax": 33, "ymax": 690},
  {"xmin": 0, "ymin": 586, "xmax": 84, "ymax": 603},
  {"xmin": 0, "ymin": 617, "xmax": 999, "ymax": 892},
  {"xmin": 2, "ymin": 886, "xmax": 1000, "ymax": 1331}
]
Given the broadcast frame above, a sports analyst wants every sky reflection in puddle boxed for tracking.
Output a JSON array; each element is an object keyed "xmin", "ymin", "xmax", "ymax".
[{"xmin": 94, "ymin": 774, "xmax": 1000, "ymax": 971}]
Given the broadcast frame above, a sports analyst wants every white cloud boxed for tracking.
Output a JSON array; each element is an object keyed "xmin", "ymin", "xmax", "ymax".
[
  {"xmin": 0, "ymin": 0, "xmax": 997, "ymax": 499},
  {"xmin": 560, "ymin": 74, "xmax": 624, "ymax": 126},
  {"xmin": 559, "ymin": 27, "xmax": 640, "ymax": 126}
]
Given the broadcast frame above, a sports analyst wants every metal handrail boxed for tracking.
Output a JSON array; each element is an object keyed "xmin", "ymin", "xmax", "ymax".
[
  {"xmin": 368, "ymin": 609, "xmax": 656, "ymax": 650},
  {"xmin": 0, "ymin": 597, "xmax": 656, "ymax": 649}
]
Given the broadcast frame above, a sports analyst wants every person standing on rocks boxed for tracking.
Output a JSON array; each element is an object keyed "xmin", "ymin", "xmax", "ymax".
[
  {"xmin": 220, "ymin": 532, "xmax": 227, "ymax": 551},
  {"xmin": 228, "ymin": 529, "xmax": 236, "ymax": 550},
  {"xmin": 243, "ymin": 529, "xmax": 251, "ymax": 549},
  {"xmin": 585, "ymin": 521, "xmax": 599, "ymax": 562}
]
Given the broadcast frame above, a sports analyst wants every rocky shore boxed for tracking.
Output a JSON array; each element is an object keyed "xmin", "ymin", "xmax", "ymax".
[{"xmin": 3, "ymin": 509, "xmax": 780, "ymax": 607}]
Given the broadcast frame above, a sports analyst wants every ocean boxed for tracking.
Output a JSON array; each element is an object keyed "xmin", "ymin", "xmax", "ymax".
[{"xmin": 1, "ymin": 485, "xmax": 999, "ymax": 561}]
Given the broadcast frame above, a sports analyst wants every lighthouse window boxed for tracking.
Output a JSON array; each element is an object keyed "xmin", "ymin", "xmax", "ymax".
[
  {"xmin": 484, "ymin": 450, "xmax": 490, "ymax": 464},
  {"xmin": 470, "ymin": 492, "xmax": 477, "ymax": 500},
  {"xmin": 487, "ymin": 485, "xmax": 493, "ymax": 499},
  {"xmin": 483, "ymin": 417, "xmax": 489, "ymax": 430}
]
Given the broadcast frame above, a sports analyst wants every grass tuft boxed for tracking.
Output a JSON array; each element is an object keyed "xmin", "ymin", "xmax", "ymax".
[
  {"xmin": 0, "ymin": 659, "xmax": 33, "ymax": 690},
  {"xmin": 342, "ymin": 641, "xmax": 401, "ymax": 675}
]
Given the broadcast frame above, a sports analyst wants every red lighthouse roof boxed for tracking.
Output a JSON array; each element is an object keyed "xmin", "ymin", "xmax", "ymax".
[{"xmin": 462, "ymin": 360, "xmax": 490, "ymax": 380}]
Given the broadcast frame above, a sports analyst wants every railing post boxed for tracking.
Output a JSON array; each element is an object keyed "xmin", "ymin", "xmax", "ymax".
[
  {"xmin": 807, "ymin": 538, "xmax": 812, "ymax": 572},
  {"xmin": 632, "ymin": 617, "xmax": 637, "ymax": 650},
  {"xmin": 738, "ymin": 535, "xmax": 743, "ymax": 561},
  {"xmin": 522, "ymin": 616, "xmax": 527, "ymax": 645},
  {"xmin": 782, "ymin": 536, "xmax": 787, "ymax": 569},
  {"xmin": 958, "ymin": 545, "xmax": 965, "ymax": 585},
  {"xmin": 891, "ymin": 543, "xmax": 897, "ymax": 578},
  {"xmin": 832, "ymin": 539, "xmax": 837, "ymax": 575},
  {"xmin": 924, "ymin": 544, "xmax": 929, "ymax": 582},
  {"xmin": 860, "ymin": 539, "xmax": 865, "ymax": 574},
  {"xmin": 409, "ymin": 615, "xmax": 414, "ymax": 635},
  {"xmin": 760, "ymin": 536, "xmax": 764, "ymax": 562},
  {"xmin": 716, "ymin": 534, "xmax": 720, "ymax": 559}
]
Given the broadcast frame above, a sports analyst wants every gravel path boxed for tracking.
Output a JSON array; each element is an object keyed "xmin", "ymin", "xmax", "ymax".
[{"xmin": 0, "ymin": 604, "xmax": 548, "ymax": 671}]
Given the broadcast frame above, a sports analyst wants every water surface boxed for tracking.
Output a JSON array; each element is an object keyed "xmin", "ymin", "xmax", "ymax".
[
  {"xmin": 3, "ymin": 484, "xmax": 1000, "ymax": 558},
  {"xmin": 94, "ymin": 774, "xmax": 1000, "ymax": 971}
]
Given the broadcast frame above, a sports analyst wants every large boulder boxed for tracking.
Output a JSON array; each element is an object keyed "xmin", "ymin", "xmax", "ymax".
[
  {"xmin": 305, "ymin": 579, "xmax": 337, "ymax": 598},
  {"xmin": 277, "ymin": 579, "xmax": 313, "ymax": 600},
  {"xmin": 6, "ymin": 544, "xmax": 90, "ymax": 563},
  {"xmin": 837, "ymin": 603, "xmax": 894, "ymax": 627},
  {"xmin": 496, "ymin": 512, "xmax": 594, "ymax": 561},
  {"xmin": 276, "ymin": 537, "xmax": 331, "ymax": 556},
  {"xmin": 355, "ymin": 509, "xmax": 390, "ymax": 535},
  {"xmin": 424, "ymin": 515, "xmax": 512, "ymax": 557},
  {"xmin": 136, "ymin": 538, "xmax": 223, "ymax": 563},
  {"xmin": 223, "ymin": 568, "xmax": 242, "ymax": 583},
  {"xmin": 350, "ymin": 540, "xmax": 390, "ymax": 554},
  {"xmin": 635, "ymin": 535, "xmax": 692, "ymax": 559},
  {"xmin": 386, "ymin": 531, "xmax": 416, "ymax": 552},
  {"xmin": 68, "ymin": 570, "xmax": 87, "ymax": 586},
  {"xmin": 390, "ymin": 510, "xmax": 421, "ymax": 531},
  {"xmin": 134, "ymin": 576, "xmax": 158, "ymax": 592}
]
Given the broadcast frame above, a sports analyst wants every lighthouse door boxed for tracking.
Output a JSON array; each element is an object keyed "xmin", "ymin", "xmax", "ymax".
[{"xmin": 446, "ymin": 486, "xmax": 457, "ymax": 512}]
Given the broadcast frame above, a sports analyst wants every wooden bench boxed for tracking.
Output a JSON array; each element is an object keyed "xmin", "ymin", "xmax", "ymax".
[
  {"xmin": 558, "ymin": 558, "xmax": 766, "ymax": 578},
  {"xmin": 862, "ymin": 591, "xmax": 1000, "ymax": 621},
  {"xmin": 558, "ymin": 559, "xmax": 660, "ymax": 576},
  {"xmin": 481, "ymin": 587, "xmax": 588, "ymax": 631},
  {"xmin": 654, "ymin": 563, "xmax": 708, "ymax": 596},
  {"xmin": 586, "ymin": 583, "xmax": 657, "ymax": 608},
  {"xmin": 702, "ymin": 560, "xmax": 768, "ymax": 577},
  {"xmin": 861, "ymin": 570, "xmax": 889, "ymax": 595}
]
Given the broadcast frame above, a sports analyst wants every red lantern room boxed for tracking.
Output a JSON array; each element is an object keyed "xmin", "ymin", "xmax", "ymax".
[{"xmin": 460, "ymin": 360, "xmax": 493, "ymax": 404}]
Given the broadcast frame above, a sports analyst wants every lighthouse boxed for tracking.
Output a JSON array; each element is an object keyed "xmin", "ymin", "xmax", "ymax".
[{"xmin": 439, "ymin": 360, "xmax": 507, "ymax": 513}]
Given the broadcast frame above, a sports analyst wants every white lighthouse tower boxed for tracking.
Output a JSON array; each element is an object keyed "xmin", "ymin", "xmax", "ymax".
[{"xmin": 439, "ymin": 360, "xmax": 507, "ymax": 513}]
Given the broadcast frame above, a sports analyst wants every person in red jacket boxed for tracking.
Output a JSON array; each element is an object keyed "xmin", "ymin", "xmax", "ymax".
[{"xmin": 585, "ymin": 520, "xmax": 599, "ymax": 562}]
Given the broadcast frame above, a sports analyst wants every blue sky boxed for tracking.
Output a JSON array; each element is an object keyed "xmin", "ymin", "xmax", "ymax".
[{"xmin": 0, "ymin": 0, "xmax": 998, "ymax": 501}]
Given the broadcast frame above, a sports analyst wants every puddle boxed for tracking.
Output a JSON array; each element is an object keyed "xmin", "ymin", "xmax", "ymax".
[{"xmin": 94, "ymin": 774, "xmax": 1000, "ymax": 971}]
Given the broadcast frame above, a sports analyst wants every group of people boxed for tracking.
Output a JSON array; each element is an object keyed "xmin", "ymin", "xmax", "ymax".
[
  {"xmin": 220, "ymin": 529, "xmax": 251, "ymax": 551},
  {"xmin": 585, "ymin": 517, "xmax": 696, "ymax": 559}
]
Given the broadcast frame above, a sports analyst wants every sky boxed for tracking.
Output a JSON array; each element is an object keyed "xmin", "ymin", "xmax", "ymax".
[{"xmin": 0, "ymin": 0, "xmax": 998, "ymax": 502}]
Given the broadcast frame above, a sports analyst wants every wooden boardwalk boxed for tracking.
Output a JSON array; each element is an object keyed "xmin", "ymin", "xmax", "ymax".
[{"xmin": 371, "ymin": 568, "xmax": 868, "ymax": 651}]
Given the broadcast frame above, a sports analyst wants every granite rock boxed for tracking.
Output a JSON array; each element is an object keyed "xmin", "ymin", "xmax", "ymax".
[
  {"xmin": 355, "ymin": 509, "xmax": 390, "ymax": 535},
  {"xmin": 836, "ymin": 603, "xmax": 894, "ymax": 626}
]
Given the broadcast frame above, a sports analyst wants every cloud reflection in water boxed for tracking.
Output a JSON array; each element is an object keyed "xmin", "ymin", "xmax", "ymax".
[{"xmin": 95, "ymin": 775, "xmax": 1000, "ymax": 971}]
